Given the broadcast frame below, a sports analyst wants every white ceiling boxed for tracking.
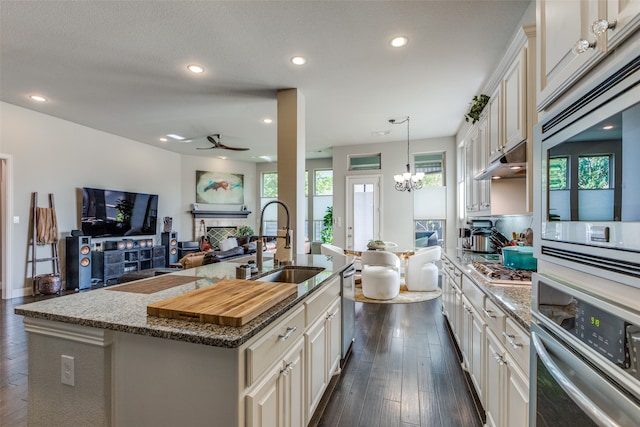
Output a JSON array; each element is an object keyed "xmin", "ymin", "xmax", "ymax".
[{"xmin": 0, "ymin": 0, "xmax": 533, "ymax": 162}]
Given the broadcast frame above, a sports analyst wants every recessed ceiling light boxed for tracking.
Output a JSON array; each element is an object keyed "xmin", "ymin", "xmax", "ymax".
[
  {"xmin": 372, "ymin": 130, "xmax": 391, "ymax": 136},
  {"xmin": 263, "ymin": 118, "xmax": 273, "ymax": 124},
  {"xmin": 509, "ymin": 166, "xmax": 522, "ymax": 170},
  {"xmin": 390, "ymin": 36, "xmax": 409, "ymax": 48},
  {"xmin": 159, "ymin": 137, "xmax": 168, "ymax": 142},
  {"xmin": 166, "ymin": 134, "xmax": 186, "ymax": 140},
  {"xmin": 492, "ymin": 176, "xmax": 502, "ymax": 180},
  {"xmin": 217, "ymin": 156, "xmax": 227, "ymax": 160},
  {"xmin": 187, "ymin": 64, "xmax": 205, "ymax": 74},
  {"xmin": 602, "ymin": 125, "xmax": 614, "ymax": 130},
  {"xmin": 291, "ymin": 56, "xmax": 307, "ymax": 66},
  {"xmin": 29, "ymin": 95, "xmax": 47, "ymax": 102}
]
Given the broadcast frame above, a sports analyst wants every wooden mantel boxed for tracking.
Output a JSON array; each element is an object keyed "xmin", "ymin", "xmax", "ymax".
[{"xmin": 190, "ymin": 210, "xmax": 252, "ymax": 219}]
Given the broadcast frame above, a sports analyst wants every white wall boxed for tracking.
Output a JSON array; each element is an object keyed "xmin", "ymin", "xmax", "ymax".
[
  {"xmin": 1, "ymin": 102, "xmax": 182, "ymax": 297},
  {"xmin": 332, "ymin": 136, "xmax": 457, "ymax": 251}
]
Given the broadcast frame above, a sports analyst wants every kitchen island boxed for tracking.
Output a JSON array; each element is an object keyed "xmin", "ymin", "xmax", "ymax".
[{"xmin": 15, "ymin": 254, "xmax": 353, "ymax": 427}]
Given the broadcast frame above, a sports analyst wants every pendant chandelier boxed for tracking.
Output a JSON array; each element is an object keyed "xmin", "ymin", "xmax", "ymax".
[{"xmin": 389, "ymin": 116, "xmax": 424, "ymax": 192}]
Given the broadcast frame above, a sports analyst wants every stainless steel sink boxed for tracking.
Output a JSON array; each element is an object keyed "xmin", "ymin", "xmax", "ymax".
[{"xmin": 255, "ymin": 267, "xmax": 324, "ymax": 284}]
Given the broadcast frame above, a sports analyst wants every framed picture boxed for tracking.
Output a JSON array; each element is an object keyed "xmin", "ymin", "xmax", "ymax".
[{"xmin": 195, "ymin": 171, "xmax": 244, "ymax": 204}]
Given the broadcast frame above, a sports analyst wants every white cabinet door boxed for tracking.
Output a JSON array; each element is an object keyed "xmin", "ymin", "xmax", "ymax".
[
  {"xmin": 503, "ymin": 47, "xmax": 527, "ymax": 150},
  {"xmin": 283, "ymin": 340, "xmax": 305, "ymax": 427},
  {"xmin": 305, "ymin": 315, "xmax": 327, "ymax": 420},
  {"xmin": 461, "ymin": 296, "xmax": 473, "ymax": 370},
  {"xmin": 485, "ymin": 329, "xmax": 506, "ymax": 427},
  {"xmin": 469, "ymin": 306, "xmax": 486, "ymax": 404},
  {"xmin": 605, "ymin": 0, "xmax": 640, "ymax": 50},
  {"xmin": 476, "ymin": 118, "xmax": 491, "ymax": 212},
  {"xmin": 537, "ymin": 0, "xmax": 602, "ymax": 110},
  {"xmin": 505, "ymin": 352, "xmax": 529, "ymax": 427},
  {"xmin": 488, "ymin": 85, "xmax": 503, "ymax": 162},
  {"xmin": 465, "ymin": 135, "xmax": 476, "ymax": 212},
  {"xmin": 246, "ymin": 337, "xmax": 305, "ymax": 427},
  {"xmin": 326, "ymin": 298, "xmax": 342, "ymax": 378}
]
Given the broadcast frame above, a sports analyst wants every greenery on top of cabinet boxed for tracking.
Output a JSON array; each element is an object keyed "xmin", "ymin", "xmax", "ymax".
[{"xmin": 465, "ymin": 94, "xmax": 490, "ymax": 124}]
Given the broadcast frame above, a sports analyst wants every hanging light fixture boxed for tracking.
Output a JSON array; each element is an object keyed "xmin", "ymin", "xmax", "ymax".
[{"xmin": 389, "ymin": 116, "xmax": 424, "ymax": 192}]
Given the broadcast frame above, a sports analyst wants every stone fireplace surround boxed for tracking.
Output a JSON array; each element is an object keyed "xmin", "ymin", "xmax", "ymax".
[{"xmin": 195, "ymin": 218, "xmax": 248, "ymax": 249}]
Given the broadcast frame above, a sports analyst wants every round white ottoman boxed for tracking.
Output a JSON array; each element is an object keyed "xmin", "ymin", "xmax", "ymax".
[
  {"xmin": 361, "ymin": 266, "xmax": 401, "ymax": 300},
  {"xmin": 413, "ymin": 263, "xmax": 439, "ymax": 292}
]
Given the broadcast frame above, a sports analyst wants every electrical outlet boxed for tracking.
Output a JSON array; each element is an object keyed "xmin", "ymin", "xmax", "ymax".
[{"xmin": 61, "ymin": 355, "xmax": 75, "ymax": 386}]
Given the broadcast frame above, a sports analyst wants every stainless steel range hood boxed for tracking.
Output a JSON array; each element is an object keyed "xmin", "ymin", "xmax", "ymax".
[{"xmin": 474, "ymin": 141, "xmax": 527, "ymax": 180}]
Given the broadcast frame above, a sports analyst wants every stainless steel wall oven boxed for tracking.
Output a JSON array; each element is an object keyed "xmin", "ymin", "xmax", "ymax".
[
  {"xmin": 530, "ymin": 273, "xmax": 640, "ymax": 426},
  {"xmin": 535, "ymin": 54, "xmax": 640, "ymax": 288}
]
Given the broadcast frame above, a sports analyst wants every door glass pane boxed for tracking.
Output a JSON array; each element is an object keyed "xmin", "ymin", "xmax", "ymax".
[{"xmin": 353, "ymin": 184, "xmax": 374, "ymax": 249}]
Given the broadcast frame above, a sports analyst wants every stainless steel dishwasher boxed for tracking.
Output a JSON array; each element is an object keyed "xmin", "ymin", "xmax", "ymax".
[{"xmin": 341, "ymin": 264, "xmax": 356, "ymax": 367}]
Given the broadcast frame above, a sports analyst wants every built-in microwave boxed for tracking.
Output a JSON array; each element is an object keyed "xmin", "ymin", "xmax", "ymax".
[{"xmin": 535, "ymin": 55, "xmax": 640, "ymax": 288}]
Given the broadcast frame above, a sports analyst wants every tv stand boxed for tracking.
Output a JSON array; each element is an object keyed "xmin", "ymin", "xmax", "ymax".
[{"xmin": 92, "ymin": 240, "xmax": 166, "ymax": 286}]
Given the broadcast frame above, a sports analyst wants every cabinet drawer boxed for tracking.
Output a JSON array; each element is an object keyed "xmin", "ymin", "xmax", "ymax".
[
  {"xmin": 305, "ymin": 276, "xmax": 340, "ymax": 326},
  {"xmin": 483, "ymin": 298, "xmax": 506, "ymax": 336},
  {"xmin": 246, "ymin": 305, "xmax": 305, "ymax": 386},
  {"xmin": 462, "ymin": 275, "xmax": 485, "ymax": 311},
  {"xmin": 504, "ymin": 318, "xmax": 529, "ymax": 371}
]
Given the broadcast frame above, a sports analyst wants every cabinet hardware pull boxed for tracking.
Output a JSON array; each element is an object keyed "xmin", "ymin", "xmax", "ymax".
[
  {"xmin": 572, "ymin": 39, "xmax": 596, "ymax": 55},
  {"xmin": 278, "ymin": 326, "xmax": 297, "ymax": 341},
  {"xmin": 591, "ymin": 19, "xmax": 616, "ymax": 36},
  {"xmin": 503, "ymin": 332, "xmax": 523, "ymax": 349},
  {"xmin": 280, "ymin": 361, "xmax": 294, "ymax": 375},
  {"xmin": 326, "ymin": 311, "xmax": 336, "ymax": 320},
  {"xmin": 482, "ymin": 308, "xmax": 496, "ymax": 319}
]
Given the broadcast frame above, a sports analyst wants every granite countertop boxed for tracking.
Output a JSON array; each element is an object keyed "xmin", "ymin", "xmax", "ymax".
[
  {"xmin": 445, "ymin": 249, "xmax": 532, "ymax": 331},
  {"xmin": 15, "ymin": 254, "xmax": 353, "ymax": 348}
]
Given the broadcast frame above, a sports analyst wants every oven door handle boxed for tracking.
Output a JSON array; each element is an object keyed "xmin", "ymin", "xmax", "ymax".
[{"xmin": 531, "ymin": 331, "xmax": 621, "ymax": 427}]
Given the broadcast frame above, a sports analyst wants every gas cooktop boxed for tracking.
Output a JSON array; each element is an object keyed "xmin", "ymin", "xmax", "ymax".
[{"xmin": 473, "ymin": 261, "xmax": 533, "ymax": 285}]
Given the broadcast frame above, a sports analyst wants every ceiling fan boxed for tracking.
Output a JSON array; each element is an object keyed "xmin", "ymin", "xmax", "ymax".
[{"xmin": 197, "ymin": 134, "xmax": 249, "ymax": 151}]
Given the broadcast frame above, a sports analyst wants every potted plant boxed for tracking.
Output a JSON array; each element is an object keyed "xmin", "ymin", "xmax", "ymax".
[
  {"xmin": 464, "ymin": 94, "xmax": 490, "ymax": 124},
  {"xmin": 237, "ymin": 225, "xmax": 254, "ymax": 237},
  {"xmin": 320, "ymin": 206, "xmax": 333, "ymax": 244}
]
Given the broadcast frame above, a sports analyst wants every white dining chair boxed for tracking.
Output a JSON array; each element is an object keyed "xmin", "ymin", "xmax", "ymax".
[
  {"xmin": 360, "ymin": 250, "xmax": 401, "ymax": 300},
  {"xmin": 405, "ymin": 246, "xmax": 441, "ymax": 291}
]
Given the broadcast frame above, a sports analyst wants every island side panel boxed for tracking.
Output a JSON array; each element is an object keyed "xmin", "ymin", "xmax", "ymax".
[
  {"xmin": 113, "ymin": 331, "xmax": 241, "ymax": 427},
  {"xmin": 24, "ymin": 318, "xmax": 113, "ymax": 426}
]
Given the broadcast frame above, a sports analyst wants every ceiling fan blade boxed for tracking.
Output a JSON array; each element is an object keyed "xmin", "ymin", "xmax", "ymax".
[
  {"xmin": 196, "ymin": 147, "xmax": 215, "ymax": 150},
  {"xmin": 218, "ymin": 143, "xmax": 249, "ymax": 151}
]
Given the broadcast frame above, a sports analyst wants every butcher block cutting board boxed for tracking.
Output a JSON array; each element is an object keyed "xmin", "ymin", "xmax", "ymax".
[{"xmin": 146, "ymin": 279, "xmax": 298, "ymax": 326}]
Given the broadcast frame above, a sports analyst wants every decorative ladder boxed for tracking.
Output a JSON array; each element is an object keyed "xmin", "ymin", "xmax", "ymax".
[{"xmin": 30, "ymin": 192, "xmax": 60, "ymax": 295}]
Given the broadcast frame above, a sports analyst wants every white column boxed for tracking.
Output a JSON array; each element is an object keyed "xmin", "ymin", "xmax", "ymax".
[{"xmin": 277, "ymin": 89, "xmax": 306, "ymax": 255}]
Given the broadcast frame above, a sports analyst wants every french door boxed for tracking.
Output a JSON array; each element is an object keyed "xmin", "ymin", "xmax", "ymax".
[{"xmin": 345, "ymin": 175, "xmax": 380, "ymax": 251}]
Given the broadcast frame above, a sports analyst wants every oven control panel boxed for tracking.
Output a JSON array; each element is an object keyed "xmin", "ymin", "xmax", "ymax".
[
  {"xmin": 534, "ymin": 276, "xmax": 640, "ymax": 380},
  {"xmin": 574, "ymin": 300, "xmax": 628, "ymax": 367}
]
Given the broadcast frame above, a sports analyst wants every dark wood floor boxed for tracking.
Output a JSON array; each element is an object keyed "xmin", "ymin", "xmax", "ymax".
[
  {"xmin": 317, "ymin": 299, "xmax": 482, "ymax": 427},
  {"xmin": 1, "ymin": 294, "xmax": 481, "ymax": 427}
]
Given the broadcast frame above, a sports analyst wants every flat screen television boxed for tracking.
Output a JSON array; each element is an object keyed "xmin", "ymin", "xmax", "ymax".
[{"xmin": 81, "ymin": 187, "xmax": 158, "ymax": 238}]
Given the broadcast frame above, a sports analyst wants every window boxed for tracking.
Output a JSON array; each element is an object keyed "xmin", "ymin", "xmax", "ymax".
[
  {"xmin": 415, "ymin": 153, "xmax": 445, "ymax": 187},
  {"xmin": 260, "ymin": 170, "xmax": 311, "ymax": 240},
  {"xmin": 349, "ymin": 154, "xmax": 381, "ymax": 171},
  {"xmin": 313, "ymin": 170, "xmax": 333, "ymax": 242},
  {"xmin": 578, "ymin": 155, "xmax": 610, "ymax": 189},
  {"xmin": 414, "ymin": 152, "xmax": 446, "ymax": 247},
  {"xmin": 549, "ymin": 157, "xmax": 568, "ymax": 190},
  {"xmin": 260, "ymin": 172, "xmax": 278, "ymax": 235},
  {"xmin": 415, "ymin": 220, "xmax": 444, "ymax": 248}
]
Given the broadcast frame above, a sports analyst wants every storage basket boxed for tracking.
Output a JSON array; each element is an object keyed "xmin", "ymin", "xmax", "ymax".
[{"xmin": 36, "ymin": 273, "xmax": 61, "ymax": 294}]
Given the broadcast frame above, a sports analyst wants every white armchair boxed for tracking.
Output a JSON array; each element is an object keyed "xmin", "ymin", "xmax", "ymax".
[
  {"xmin": 405, "ymin": 246, "xmax": 441, "ymax": 291},
  {"xmin": 360, "ymin": 251, "xmax": 401, "ymax": 300}
]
